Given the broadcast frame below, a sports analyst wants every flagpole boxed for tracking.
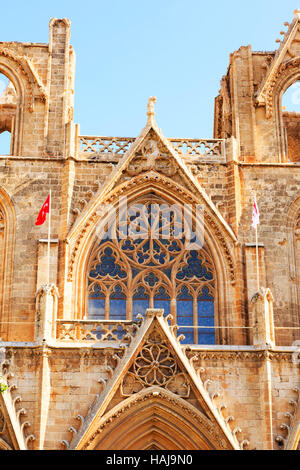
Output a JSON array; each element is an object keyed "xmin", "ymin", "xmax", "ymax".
[
  {"xmin": 47, "ymin": 189, "xmax": 51, "ymax": 286},
  {"xmin": 255, "ymin": 224, "xmax": 259, "ymax": 291},
  {"xmin": 254, "ymin": 194, "xmax": 260, "ymax": 292}
]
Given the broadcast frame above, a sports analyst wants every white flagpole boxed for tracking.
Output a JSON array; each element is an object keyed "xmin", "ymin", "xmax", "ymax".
[
  {"xmin": 47, "ymin": 190, "xmax": 51, "ymax": 286},
  {"xmin": 255, "ymin": 224, "xmax": 259, "ymax": 291},
  {"xmin": 254, "ymin": 194, "xmax": 260, "ymax": 291}
]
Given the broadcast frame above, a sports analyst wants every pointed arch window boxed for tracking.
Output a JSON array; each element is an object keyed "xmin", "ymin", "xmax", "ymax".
[
  {"xmin": 0, "ymin": 73, "xmax": 16, "ymax": 156},
  {"xmin": 87, "ymin": 201, "xmax": 216, "ymax": 344}
]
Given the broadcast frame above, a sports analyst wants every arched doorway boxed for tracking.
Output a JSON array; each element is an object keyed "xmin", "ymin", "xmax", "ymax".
[{"xmin": 77, "ymin": 388, "xmax": 233, "ymax": 450}]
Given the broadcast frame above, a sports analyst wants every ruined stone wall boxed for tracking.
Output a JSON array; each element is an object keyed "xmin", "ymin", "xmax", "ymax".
[{"xmin": 283, "ymin": 111, "xmax": 300, "ymax": 162}]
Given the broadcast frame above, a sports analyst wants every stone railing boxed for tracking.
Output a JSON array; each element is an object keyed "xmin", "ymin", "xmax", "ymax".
[
  {"xmin": 56, "ymin": 319, "xmax": 142, "ymax": 343},
  {"xmin": 169, "ymin": 138, "xmax": 226, "ymax": 162},
  {"xmin": 78, "ymin": 136, "xmax": 135, "ymax": 162},
  {"xmin": 77, "ymin": 135, "xmax": 226, "ymax": 163}
]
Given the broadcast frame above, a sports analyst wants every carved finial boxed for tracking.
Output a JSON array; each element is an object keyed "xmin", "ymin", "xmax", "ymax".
[
  {"xmin": 294, "ymin": 9, "xmax": 300, "ymax": 20},
  {"xmin": 147, "ymin": 96, "xmax": 156, "ymax": 119},
  {"xmin": 240, "ymin": 439, "xmax": 250, "ymax": 450}
]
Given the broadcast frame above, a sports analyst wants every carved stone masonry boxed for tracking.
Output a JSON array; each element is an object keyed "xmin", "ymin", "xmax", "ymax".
[{"xmin": 121, "ymin": 327, "xmax": 190, "ymax": 398}]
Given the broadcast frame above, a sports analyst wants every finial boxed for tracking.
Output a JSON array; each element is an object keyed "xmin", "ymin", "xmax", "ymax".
[
  {"xmin": 147, "ymin": 96, "xmax": 156, "ymax": 119},
  {"xmin": 294, "ymin": 9, "xmax": 300, "ymax": 19}
]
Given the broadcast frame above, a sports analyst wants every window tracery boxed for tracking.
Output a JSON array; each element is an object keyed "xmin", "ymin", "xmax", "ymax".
[
  {"xmin": 282, "ymin": 80, "xmax": 300, "ymax": 162},
  {"xmin": 87, "ymin": 200, "xmax": 216, "ymax": 344}
]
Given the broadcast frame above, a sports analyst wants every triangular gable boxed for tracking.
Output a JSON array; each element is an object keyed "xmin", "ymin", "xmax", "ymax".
[
  {"xmin": 256, "ymin": 10, "xmax": 300, "ymax": 116},
  {"xmin": 67, "ymin": 98, "xmax": 236, "ymax": 248},
  {"xmin": 69, "ymin": 309, "xmax": 239, "ymax": 450}
]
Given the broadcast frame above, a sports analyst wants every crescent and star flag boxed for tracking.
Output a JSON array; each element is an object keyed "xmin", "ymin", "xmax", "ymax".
[
  {"xmin": 251, "ymin": 197, "xmax": 260, "ymax": 229},
  {"xmin": 35, "ymin": 194, "xmax": 50, "ymax": 226}
]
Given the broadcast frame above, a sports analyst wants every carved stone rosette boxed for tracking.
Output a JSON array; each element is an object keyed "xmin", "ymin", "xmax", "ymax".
[{"xmin": 121, "ymin": 327, "xmax": 190, "ymax": 398}]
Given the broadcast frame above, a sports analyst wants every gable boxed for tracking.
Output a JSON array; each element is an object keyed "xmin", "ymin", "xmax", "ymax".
[
  {"xmin": 68, "ymin": 309, "xmax": 240, "ymax": 450},
  {"xmin": 66, "ymin": 99, "xmax": 237, "ymax": 284}
]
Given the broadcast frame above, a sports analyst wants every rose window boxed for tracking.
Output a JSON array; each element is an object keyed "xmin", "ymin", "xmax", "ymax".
[{"xmin": 134, "ymin": 343, "xmax": 177, "ymax": 386}]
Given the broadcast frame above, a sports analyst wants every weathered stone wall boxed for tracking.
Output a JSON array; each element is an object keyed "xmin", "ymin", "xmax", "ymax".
[
  {"xmin": 0, "ymin": 14, "xmax": 299, "ymax": 451},
  {"xmin": 283, "ymin": 111, "xmax": 300, "ymax": 162},
  {"xmin": 2, "ymin": 345, "xmax": 298, "ymax": 450},
  {"xmin": 238, "ymin": 164, "xmax": 300, "ymax": 345}
]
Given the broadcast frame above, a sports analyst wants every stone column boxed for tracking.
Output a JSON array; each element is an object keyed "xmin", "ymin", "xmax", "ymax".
[
  {"xmin": 251, "ymin": 288, "xmax": 276, "ymax": 449},
  {"xmin": 251, "ymin": 288, "xmax": 275, "ymax": 348},
  {"xmin": 35, "ymin": 284, "xmax": 59, "ymax": 342}
]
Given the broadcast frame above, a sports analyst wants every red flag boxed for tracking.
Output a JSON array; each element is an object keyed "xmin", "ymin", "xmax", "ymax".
[
  {"xmin": 251, "ymin": 197, "xmax": 260, "ymax": 229},
  {"xmin": 35, "ymin": 194, "xmax": 50, "ymax": 226}
]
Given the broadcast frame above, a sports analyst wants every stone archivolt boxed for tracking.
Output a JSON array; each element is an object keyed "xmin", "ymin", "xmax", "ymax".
[
  {"xmin": 264, "ymin": 57, "xmax": 300, "ymax": 119},
  {"xmin": 126, "ymin": 132, "xmax": 177, "ymax": 177},
  {"xmin": 83, "ymin": 388, "xmax": 229, "ymax": 450},
  {"xmin": 0, "ymin": 46, "xmax": 46, "ymax": 112},
  {"xmin": 255, "ymin": 14, "xmax": 300, "ymax": 118}
]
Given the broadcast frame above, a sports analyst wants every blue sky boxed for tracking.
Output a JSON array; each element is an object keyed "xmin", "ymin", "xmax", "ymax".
[{"xmin": 0, "ymin": 1, "xmax": 299, "ymax": 139}]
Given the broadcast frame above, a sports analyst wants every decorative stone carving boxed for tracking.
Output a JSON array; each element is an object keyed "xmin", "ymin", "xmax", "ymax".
[
  {"xmin": 258, "ymin": 57, "xmax": 300, "ymax": 119},
  {"xmin": 134, "ymin": 341, "xmax": 177, "ymax": 386},
  {"xmin": 81, "ymin": 387, "xmax": 232, "ymax": 450},
  {"xmin": 67, "ymin": 167, "xmax": 235, "ymax": 287},
  {"xmin": 120, "ymin": 372, "xmax": 144, "ymax": 396},
  {"xmin": 165, "ymin": 373, "xmax": 190, "ymax": 398},
  {"xmin": 147, "ymin": 96, "xmax": 156, "ymax": 118},
  {"xmin": 77, "ymin": 135, "xmax": 225, "ymax": 162},
  {"xmin": 56, "ymin": 319, "xmax": 141, "ymax": 343},
  {"xmin": 276, "ymin": 387, "xmax": 300, "ymax": 449},
  {"xmin": 126, "ymin": 134, "xmax": 177, "ymax": 177},
  {"xmin": 0, "ymin": 46, "xmax": 46, "ymax": 111},
  {"xmin": 121, "ymin": 327, "xmax": 190, "ymax": 398}
]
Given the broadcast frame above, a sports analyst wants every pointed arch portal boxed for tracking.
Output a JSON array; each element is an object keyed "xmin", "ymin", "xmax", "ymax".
[
  {"xmin": 94, "ymin": 398, "xmax": 212, "ymax": 450},
  {"xmin": 77, "ymin": 388, "xmax": 232, "ymax": 450}
]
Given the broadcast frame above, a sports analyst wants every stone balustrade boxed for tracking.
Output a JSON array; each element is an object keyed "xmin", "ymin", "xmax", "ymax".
[
  {"xmin": 56, "ymin": 319, "xmax": 142, "ymax": 343},
  {"xmin": 77, "ymin": 135, "xmax": 226, "ymax": 163}
]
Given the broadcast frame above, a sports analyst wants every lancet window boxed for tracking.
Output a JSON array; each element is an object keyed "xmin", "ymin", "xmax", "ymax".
[
  {"xmin": 87, "ymin": 201, "xmax": 216, "ymax": 344},
  {"xmin": 0, "ymin": 73, "xmax": 16, "ymax": 156}
]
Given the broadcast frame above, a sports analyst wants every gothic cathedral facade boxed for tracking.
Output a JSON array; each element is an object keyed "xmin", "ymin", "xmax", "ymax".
[{"xmin": 0, "ymin": 13, "xmax": 300, "ymax": 450}]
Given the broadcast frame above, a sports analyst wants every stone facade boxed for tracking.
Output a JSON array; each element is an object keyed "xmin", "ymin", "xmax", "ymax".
[{"xmin": 0, "ymin": 13, "xmax": 299, "ymax": 450}]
